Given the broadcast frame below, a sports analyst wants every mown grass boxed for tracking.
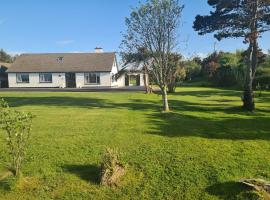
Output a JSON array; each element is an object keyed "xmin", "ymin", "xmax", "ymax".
[{"xmin": 0, "ymin": 87, "xmax": 269, "ymax": 200}]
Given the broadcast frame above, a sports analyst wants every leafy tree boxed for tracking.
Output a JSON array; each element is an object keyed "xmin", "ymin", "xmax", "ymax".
[
  {"xmin": 0, "ymin": 49, "xmax": 13, "ymax": 63},
  {"xmin": 121, "ymin": 0, "xmax": 184, "ymax": 111},
  {"xmin": 167, "ymin": 53, "xmax": 186, "ymax": 93},
  {"xmin": 193, "ymin": 0, "xmax": 270, "ymax": 111},
  {"xmin": 184, "ymin": 58, "xmax": 202, "ymax": 81},
  {"xmin": 0, "ymin": 99, "xmax": 34, "ymax": 179},
  {"xmin": 201, "ymin": 52, "xmax": 220, "ymax": 79}
]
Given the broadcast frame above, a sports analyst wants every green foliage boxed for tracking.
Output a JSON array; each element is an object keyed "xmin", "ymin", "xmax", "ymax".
[
  {"xmin": 199, "ymin": 51, "xmax": 243, "ymax": 87},
  {"xmin": 0, "ymin": 49, "xmax": 13, "ymax": 63},
  {"xmin": 193, "ymin": 0, "xmax": 270, "ymax": 111},
  {"xmin": 193, "ymin": 0, "xmax": 270, "ymax": 41},
  {"xmin": 254, "ymin": 76, "xmax": 270, "ymax": 90},
  {"xmin": 0, "ymin": 99, "xmax": 34, "ymax": 178},
  {"xmin": 167, "ymin": 53, "xmax": 186, "ymax": 93},
  {"xmin": 184, "ymin": 59, "xmax": 202, "ymax": 81}
]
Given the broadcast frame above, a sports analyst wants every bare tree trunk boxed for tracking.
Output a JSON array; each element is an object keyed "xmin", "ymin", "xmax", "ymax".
[
  {"xmin": 243, "ymin": 0, "xmax": 258, "ymax": 112},
  {"xmin": 143, "ymin": 72, "xmax": 151, "ymax": 94},
  {"xmin": 161, "ymin": 86, "xmax": 170, "ymax": 111},
  {"xmin": 243, "ymin": 43, "xmax": 255, "ymax": 111}
]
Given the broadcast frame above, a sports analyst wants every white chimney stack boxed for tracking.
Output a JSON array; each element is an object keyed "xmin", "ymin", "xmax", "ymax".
[{"xmin": 94, "ymin": 47, "xmax": 103, "ymax": 53}]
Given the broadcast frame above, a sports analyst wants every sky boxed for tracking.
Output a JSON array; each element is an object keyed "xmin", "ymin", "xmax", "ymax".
[{"xmin": 0, "ymin": 0, "xmax": 270, "ymax": 58}]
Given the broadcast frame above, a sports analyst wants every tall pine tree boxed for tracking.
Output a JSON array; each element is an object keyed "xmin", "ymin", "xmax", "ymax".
[{"xmin": 193, "ymin": 0, "xmax": 270, "ymax": 111}]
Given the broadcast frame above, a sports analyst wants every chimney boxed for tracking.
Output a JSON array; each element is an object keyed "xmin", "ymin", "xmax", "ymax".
[{"xmin": 94, "ymin": 47, "xmax": 103, "ymax": 53}]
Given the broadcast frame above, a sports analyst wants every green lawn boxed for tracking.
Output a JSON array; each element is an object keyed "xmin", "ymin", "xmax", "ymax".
[{"xmin": 0, "ymin": 87, "xmax": 269, "ymax": 200}]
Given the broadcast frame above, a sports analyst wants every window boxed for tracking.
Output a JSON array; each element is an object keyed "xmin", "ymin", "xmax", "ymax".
[
  {"xmin": 85, "ymin": 73, "xmax": 100, "ymax": 84},
  {"xmin": 39, "ymin": 73, "xmax": 52, "ymax": 83},
  {"xmin": 16, "ymin": 73, "xmax": 29, "ymax": 83}
]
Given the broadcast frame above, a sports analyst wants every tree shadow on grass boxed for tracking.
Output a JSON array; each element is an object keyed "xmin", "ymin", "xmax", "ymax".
[
  {"xmin": 148, "ymin": 111, "xmax": 270, "ymax": 140},
  {"xmin": 145, "ymin": 97, "xmax": 270, "ymax": 140},
  {"xmin": 62, "ymin": 164, "xmax": 100, "ymax": 184},
  {"xmin": 2, "ymin": 96, "xmax": 112, "ymax": 109},
  {"xmin": 173, "ymin": 89, "xmax": 241, "ymax": 98},
  {"xmin": 206, "ymin": 181, "xmax": 258, "ymax": 200},
  {"xmin": 2, "ymin": 96, "xmax": 162, "ymax": 112},
  {"xmin": 0, "ymin": 180, "xmax": 11, "ymax": 191}
]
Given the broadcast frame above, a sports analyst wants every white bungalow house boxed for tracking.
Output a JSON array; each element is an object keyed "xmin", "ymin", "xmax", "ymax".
[{"xmin": 7, "ymin": 48, "xmax": 125, "ymax": 88}]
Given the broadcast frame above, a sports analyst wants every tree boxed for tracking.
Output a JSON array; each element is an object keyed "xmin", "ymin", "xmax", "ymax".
[
  {"xmin": 167, "ymin": 53, "xmax": 186, "ymax": 93},
  {"xmin": 193, "ymin": 0, "xmax": 270, "ymax": 111},
  {"xmin": 0, "ymin": 49, "xmax": 13, "ymax": 63},
  {"xmin": 0, "ymin": 99, "xmax": 34, "ymax": 179},
  {"xmin": 184, "ymin": 58, "xmax": 202, "ymax": 81},
  {"xmin": 201, "ymin": 52, "xmax": 220, "ymax": 79},
  {"xmin": 121, "ymin": 0, "xmax": 184, "ymax": 111}
]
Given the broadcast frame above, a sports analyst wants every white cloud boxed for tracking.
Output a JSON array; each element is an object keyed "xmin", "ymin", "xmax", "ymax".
[{"xmin": 56, "ymin": 40, "xmax": 74, "ymax": 45}]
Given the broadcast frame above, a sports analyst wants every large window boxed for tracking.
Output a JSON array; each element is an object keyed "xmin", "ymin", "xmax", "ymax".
[
  {"xmin": 16, "ymin": 73, "xmax": 29, "ymax": 83},
  {"xmin": 39, "ymin": 73, "xmax": 52, "ymax": 83},
  {"xmin": 85, "ymin": 73, "xmax": 100, "ymax": 84}
]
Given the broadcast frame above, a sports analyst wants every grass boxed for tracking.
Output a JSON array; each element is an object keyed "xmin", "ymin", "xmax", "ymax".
[{"xmin": 0, "ymin": 87, "xmax": 269, "ymax": 200}]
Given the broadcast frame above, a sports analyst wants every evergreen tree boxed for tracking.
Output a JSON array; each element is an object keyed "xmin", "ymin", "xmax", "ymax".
[{"xmin": 193, "ymin": 0, "xmax": 270, "ymax": 111}]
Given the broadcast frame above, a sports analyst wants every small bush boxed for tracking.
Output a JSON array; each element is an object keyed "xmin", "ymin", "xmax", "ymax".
[
  {"xmin": 212, "ymin": 66, "xmax": 237, "ymax": 87},
  {"xmin": 100, "ymin": 148, "xmax": 125, "ymax": 186},
  {"xmin": 0, "ymin": 99, "xmax": 34, "ymax": 179},
  {"xmin": 254, "ymin": 75, "xmax": 270, "ymax": 90}
]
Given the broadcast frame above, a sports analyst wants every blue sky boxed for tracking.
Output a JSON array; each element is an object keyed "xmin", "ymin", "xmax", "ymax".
[{"xmin": 0, "ymin": 0, "xmax": 269, "ymax": 58}]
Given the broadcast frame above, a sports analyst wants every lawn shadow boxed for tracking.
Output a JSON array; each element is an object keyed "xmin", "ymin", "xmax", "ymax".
[
  {"xmin": 206, "ymin": 181, "xmax": 256, "ymax": 199},
  {"xmin": 2, "ymin": 96, "xmax": 112, "ymax": 109},
  {"xmin": 2, "ymin": 96, "xmax": 160, "ymax": 111},
  {"xmin": 173, "ymin": 89, "xmax": 241, "ymax": 98},
  {"xmin": 143, "ymin": 91, "xmax": 270, "ymax": 140},
  {"xmin": 0, "ymin": 180, "xmax": 11, "ymax": 191},
  {"xmin": 147, "ymin": 110, "xmax": 270, "ymax": 140},
  {"xmin": 62, "ymin": 164, "xmax": 100, "ymax": 184}
]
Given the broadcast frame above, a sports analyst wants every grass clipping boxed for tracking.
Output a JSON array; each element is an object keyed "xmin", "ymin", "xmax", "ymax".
[{"xmin": 100, "ymin": 148, "xmax": 126, "ymax": 187}]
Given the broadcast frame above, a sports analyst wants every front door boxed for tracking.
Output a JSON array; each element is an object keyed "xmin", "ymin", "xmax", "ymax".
[{"xmin": 65, "ymin": 73, "xmax": 76, "ymax": 88}]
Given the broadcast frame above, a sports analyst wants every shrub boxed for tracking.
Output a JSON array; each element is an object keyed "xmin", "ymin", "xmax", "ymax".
[
  {"xmin": 100, "ymin": 148, "xmax": 125, "ymax": 186},
  {"xmin": 212, "ymin": 66, "xmax": 237, "ymax": 87},
  {"xmin": 254, "ymin": 75, "xmax": 270, "ymax": 90},
  {"xmin": 0, "ymin": 99, "xmax": 34, "ymax": 178}
]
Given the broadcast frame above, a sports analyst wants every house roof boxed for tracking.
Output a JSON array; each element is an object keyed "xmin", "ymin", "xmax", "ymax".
[
  {"xmin": 121, "ymin": 58, "xmax": 153, "ymax": 72},
  {"xmin": 122, "ymin": 61, "xmax": 145, "ymax": 72},
  {"xmin": 7, "ymin": 53, "xmax": 116, "ymax": 73}
]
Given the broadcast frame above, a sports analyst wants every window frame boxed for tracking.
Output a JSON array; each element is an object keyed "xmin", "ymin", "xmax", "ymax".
[
  {"xmin": 84, "ymin": 73, "xmax": 100, "ymax": 85},
  {"xmin": 16, "ymin": 73, "xmax": 30, "ymax": 83},
  {"xmin": 39, "ymin": 73, "xmax": 53, "ymax": 83}
]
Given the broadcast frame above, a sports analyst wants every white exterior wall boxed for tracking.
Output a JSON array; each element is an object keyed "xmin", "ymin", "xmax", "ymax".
[
  {"xmin": 140, "ymin": 74, "xmax": 145, "ymax": 87},
  {"xmin": 8, "ymin": 73, "xmax": 66, "ymax": 88},
  {"xmin": 116, "ymin": 75, "xmax": 125, "ymax": 87}
]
